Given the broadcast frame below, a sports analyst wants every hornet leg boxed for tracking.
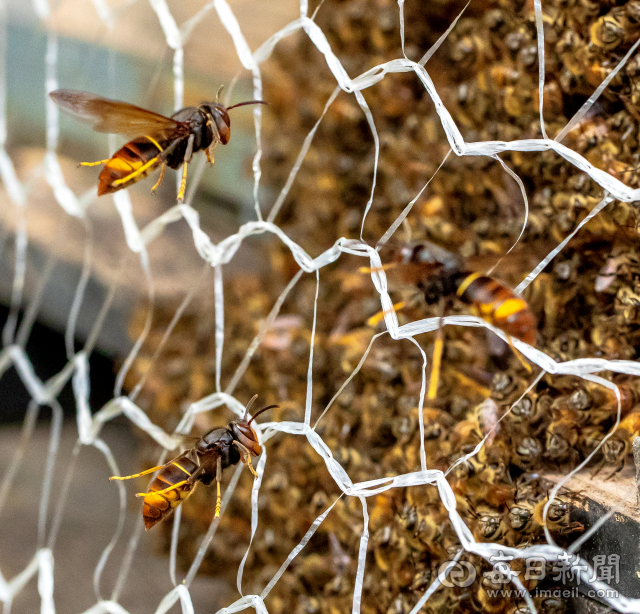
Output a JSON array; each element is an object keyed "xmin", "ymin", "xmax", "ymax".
[
  {"xmin": 151, "ymin": 162, "xmax": 166, "ymax": 193},
  {"xmin": 234, "ymin": 441, "xmax": 258, "ymax": 478},
  {"xmin": 79, "ymin": 159, "xmax": 111, "ymax": 168},
  {"xmin": 427, "ymin": 300, "xmax": 447, "ymax": 401},
  {"xmin": 205, "ymin": 120, "xmax": 217, "ymax": 165},
  {"xmin": 215, "ymin": 456, "xmax": 222, "ymax": 518},
  {"xmin": 135, "ymin": 479, "xmax": 191, "ymax": 498},
  {"xmin": 138, "ymin": 463, "xmax": 207, "ymax": 497},
  {"xmin": 110, "ymin": 135, "xmax": 180, "ymax": 190},
  {"xmin": 358, "ymin": 262, "xmax": 397, "ymax": 274},
  {"xmin": 590, "ymin": 455, "xmax": 607, "ymax": 479},
  {"xmin": 366, "ymin": 301, "xmax": 406, "ymax": 327},
  {"xmin": 112, "ymin": 155, "xmax": 160, "ymax": 187},
  {"xmin": 110, "ymin": 466, "xmax": 165, "ymax": 481},
  {"xmin": 507, "ymin": 337, "xmax": 532, "ymax": 373},
  {"xmin": 143, "ymin": 135, "xmax": 167, "ymax": 194},
  {"xmin": 177, "ymin": 133, "xmax": 195, "ymax": 203}
]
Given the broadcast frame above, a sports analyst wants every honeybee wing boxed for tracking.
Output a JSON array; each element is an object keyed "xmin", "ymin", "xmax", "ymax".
[{"xmin": 50, "ymin": 89, "xmax": 188, "ymax": 138}]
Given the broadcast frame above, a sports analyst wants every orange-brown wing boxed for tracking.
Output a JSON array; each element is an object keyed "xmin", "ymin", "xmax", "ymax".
[
  {"xmin": 50, "ymin": 89, "xmax": 187, "ymax": 138},
  {"xmin": 467, "ymin": 241, "xmax": 557, "ymax": 279},
  {"xmin": 398, "ymin": 260, "xmax": 445, "ymax": 286}
]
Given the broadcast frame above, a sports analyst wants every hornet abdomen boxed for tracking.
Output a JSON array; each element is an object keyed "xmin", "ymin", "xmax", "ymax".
[
  {"xmin": 98, "ymin": 137, "xmax": 166, "ymax": 196},
  {"xmin": 142, "ymin": 454, "xmax": 198, "ymax": 530},
  {"xmin": 454, "ymin": 272, "xmax": 536, "ymax": 345}
]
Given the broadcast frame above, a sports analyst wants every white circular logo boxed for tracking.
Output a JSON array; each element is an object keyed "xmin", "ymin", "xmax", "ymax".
[{"xmin": 437, "ymin": 560, "xmax": 476, "ymax": 588}]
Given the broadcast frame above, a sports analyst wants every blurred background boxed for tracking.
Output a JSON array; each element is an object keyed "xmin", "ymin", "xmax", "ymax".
[
  {"xmin": 0, "ymin": 0, "xmax": 298, "ymax": 611},
  {"xmin": 1, "ymin": 0, "xmax": 299, "ymax": 355}
]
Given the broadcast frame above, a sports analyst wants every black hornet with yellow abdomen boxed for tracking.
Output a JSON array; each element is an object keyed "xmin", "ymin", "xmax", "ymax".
[
  {"xmin": 394, "ymin": 241, "xmax": 537, "ymax": 346},
  {"xmin": 110, "ymin": 396, "xmax": 276, "ymax": 530},
  {"xmin": 50, "ymin": 88, "xmax": 266, "ymax": 202}
]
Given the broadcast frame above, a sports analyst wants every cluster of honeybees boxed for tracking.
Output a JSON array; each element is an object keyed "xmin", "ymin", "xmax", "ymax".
[
  {"xmin": 126, "ymin": 272, "xmax": 602, "ymax": 613},
  {"xmin": 123, "ymin": 0, "xmax": 640, "ymax": 612}
]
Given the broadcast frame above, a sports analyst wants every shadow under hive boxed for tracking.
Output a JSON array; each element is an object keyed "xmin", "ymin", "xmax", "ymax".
[{"xmin": 124, "ymin": 1, "xmax": 640, "ymax": 613}]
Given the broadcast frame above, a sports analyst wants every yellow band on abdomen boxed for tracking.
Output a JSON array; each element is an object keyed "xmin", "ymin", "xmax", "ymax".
[
  {"xmin": 143, "ymin": 134, "xmax": 164, "ymax": 152},
  {"xmin": 172, "ymin": 461, "xmax": 192, "ymax": 475},
  {"xmin": 494, "ymin": 297, "xmax": 526, "ymax": 320},
  {"xmin": 456, "ymin": 272, "xmax": 483, "ymax": 298},
  {"xmin": 107, "ymin": 157, "xmax": 134, "ymax": 172}
]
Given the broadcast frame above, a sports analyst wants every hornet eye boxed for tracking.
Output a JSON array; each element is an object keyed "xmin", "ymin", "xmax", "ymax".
[
  {"xmin": 213, "ymin": 109, "xmax": 231, "ymax": 144},
  {"xmin": 233, "ymin": 422, "xmax": 261, "ymax": 455}
]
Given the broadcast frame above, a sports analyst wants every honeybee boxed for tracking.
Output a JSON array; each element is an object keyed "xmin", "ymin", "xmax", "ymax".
[
  {"xmin": 475, "ymin": 574, "xmax": 511, "ymax": 614},
  {"xmin": 589, "ymin": 14, "xmax": 625, "ymax": 50},
  {"xmin": 507, "ymin": 498, "xmax": 539, "ymax": 539},
  {"xmin": 50, "ymin": 88, "xmax": 266, "ymax": 202},
  {"xmin": 598, "ymin": 408, "xmax": 640, "ymax": 476},
  {"xmin": 409, "ymin": 566, "xmax": 432, "ymax": 591},
  {"xmin": 491, "ymin": 372, "xmax": 528, "ymax": 403},
  {"xmin": 470, "ymin": 504, "xmax": 508, "ymax": 542},
  {"xmin": 392, "ymin": 241, "xmax": 537, "ymax": 346},
  {"xmin": 110, "ymin": 396, "xmax": 276, "ymax": 530},
  {"xmin": 532, "ymin": 493, "xmax": 583, "ymax": 535},
  {"xmin": 403, "ymin": 505, "xmax": 447, "ymax": 553},
  {"xmin": 579, "ymin": 425, "xmax": 606, "ymax": 460},
  {"xmin": 564, "ymin": 379, "xmax": 640, "ymax": 425},
  {"xmin": 508, "ymin": 393, "xmax": 550, "ymax": 429},
  {"xmin": 545, "ymin": 408, "xmax": 580, "ymax": 465},
  {"xmin": 511, "ymin": 436, "xmax": 543, "ymax": 470}
]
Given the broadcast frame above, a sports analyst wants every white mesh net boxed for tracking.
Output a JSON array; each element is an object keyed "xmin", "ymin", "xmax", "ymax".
[{"xmin": 2, "ymin": 0, "xmax": 640, "ymax": 613}]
